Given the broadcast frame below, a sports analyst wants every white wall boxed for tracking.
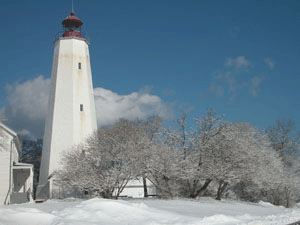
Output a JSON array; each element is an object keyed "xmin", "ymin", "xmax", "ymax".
[
  {"xmin": 118, "ymin": 178, "xmax": 156, "ymax": 198},
  {"xmin": 38, "ymin": 37, "xmax": 97, "ymax": 191},
  {"xmin": 0, "ymin": 127, "xmax": 19, "ymax": 205}
]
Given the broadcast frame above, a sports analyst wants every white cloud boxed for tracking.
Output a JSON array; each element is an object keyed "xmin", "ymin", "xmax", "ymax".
[
  {"xmin": 94, "ymin": 88, "xmax": 170, "ymax": 126},
  {"xmin": 18, "ymin": 129, "xmax": 31, "ymax": 137},
  {"xmin": 210, "ymin": 72, "xmax": 243, "ymax": 100},
  {"xmin": 3, "ymin": 76, "xmax": 50, "ymax": 137},
  {"xmin": 265, "ymin": 57, "xmax": 275, "ymax": 70},
  {"xmin": 209, "ymin": 83, "xmax": 224, "ymax": 96},
  {"xmin": 6, "ymin": 75, "xmax": 50, "ymax": 122},
  {"xmin": 3, "ymin": 76, "xmax": 170, "ymax": 137},
  {"xmin": 225, "ymin": 72, "xmax": 237, "ymax": 95},
  {"xmin": 225, "ymin": 56, "xmax": 251, "ymax": 71},
  {"xmin": 211, "ymin": 57, "xmax": 268, "ymax": 100},
  {"xmin": 249, "ymin": 76, "xmax": 263, "ymax": 97}
]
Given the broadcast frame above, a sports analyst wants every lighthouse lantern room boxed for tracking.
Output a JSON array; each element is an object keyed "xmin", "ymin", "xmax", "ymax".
[{"xmin": 62, "ymin": 11, "xmax": 83, "ymax": 38}]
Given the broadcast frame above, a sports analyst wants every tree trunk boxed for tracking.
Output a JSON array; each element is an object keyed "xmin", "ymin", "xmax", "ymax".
[
  {"xmin": 190, "ymin": 179, "xmax": 212, "ymax": 198},
  {"xmin": 143, "ymin": 177, "xmax": 148, "ymax": 197},
  {"xmin": 216, "ymin": 180, "xmax": 228, "ymax": 200},
  {"xmin": 164, "ymin": 176, "xmax": 173, "ymax": 198},
  {"xmin": 284, "ymin": 186, "xmax": 290, "ymax": 208}
]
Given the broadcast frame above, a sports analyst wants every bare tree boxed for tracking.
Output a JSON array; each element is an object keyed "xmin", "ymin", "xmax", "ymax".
[
  {"xmin": 265, "ymin": 118, "xmax": 300, "ymax": 207},
  {"xmin": 141, "ymin": 116, "xmax": 163, "ymax": 197},
  {"xmin": 266, "ymin": 119, "xmax": 300, "ymax": 160},
  {"xmin": 174, "ymin": 111, "xmax": 189, "ymax": 159},
  {"xmin": 145, "ymin": 142, "xmax": 182, "ymax": 198},
  {"xmin": 184, "ymin": 118, "xmax": 283, "ymax": 201},
  {"xmin": 56, "ymin": 112, "xmax": 297, "ymax": 206},
  {"xmin": 187, "ymin": 109, "xmax": 225, "ymax": 198},
  {"xmin": 57, "ymin": 119, "xmax": 151, "ymax": 199},
  {"xmin": 218, "ymin": 122, "xmax": 283, "ymax": 201}
]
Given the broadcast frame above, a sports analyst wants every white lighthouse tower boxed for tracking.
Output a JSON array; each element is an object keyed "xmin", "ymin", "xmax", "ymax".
[{"xmin": 36, "ymin": 11, "xmax": 97, "ymax": 200}]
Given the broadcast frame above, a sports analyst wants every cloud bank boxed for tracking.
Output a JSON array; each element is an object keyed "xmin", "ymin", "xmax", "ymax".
[
  {"xmin": 1, "ymin": 76, "xmax": 170, "ymax": 137},
  {"xmin": 94, "ymin": 88, "xmax": 170, "ymax": 126},
  {"xmin": 6, "ymin": 76, "xmax": 50, "ymax": 122}
]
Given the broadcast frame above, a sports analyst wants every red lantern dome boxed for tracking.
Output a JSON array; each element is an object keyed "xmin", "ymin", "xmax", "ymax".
[{"xmin": 62, "ymin": 11, "xmax": 83, "ymax": 38}]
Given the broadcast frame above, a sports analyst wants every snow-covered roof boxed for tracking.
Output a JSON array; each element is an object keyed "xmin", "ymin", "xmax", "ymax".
[
  {"xmin": 0, "ymin": 122, "xmax": 21, "ymax": 154},
  {"xmin": 13, "ymin": 162, "xmax": 33, "ymax": 168},
  {"xmin": 0, "ymin": 122, "xmax": 17, "ymax": 137}
]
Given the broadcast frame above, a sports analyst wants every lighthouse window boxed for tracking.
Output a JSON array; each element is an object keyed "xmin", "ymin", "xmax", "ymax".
[
  {"xmin": 78, "ymin": 62, "xmax": 81, "ymax": 69},
  {"xmin": 80, "ymin": 104, "xmax": 83, "ymax": 111}
]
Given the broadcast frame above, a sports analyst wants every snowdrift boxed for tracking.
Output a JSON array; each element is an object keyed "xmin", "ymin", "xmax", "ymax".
[{"xmin": 0, "ymin": 197, "xmax": 300, "ymax": 225}]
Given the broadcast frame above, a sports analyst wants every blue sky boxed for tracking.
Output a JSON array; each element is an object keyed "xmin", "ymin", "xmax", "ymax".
[{"xmin": 0, "ymin": 0, "xmax": 300, "ymax": 137}]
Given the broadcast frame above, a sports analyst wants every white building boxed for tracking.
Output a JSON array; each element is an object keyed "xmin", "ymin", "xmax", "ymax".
[
  {"xmin": 36, "ymin": 11, "xmax": 97, "ymax": 200},
  {"xmin": 117, "ymin": 178, "xmax": 156, "ymax": 198},
  {"xmin": 0, "ymin": 123, "xmax": 33, "ymax": 205}
]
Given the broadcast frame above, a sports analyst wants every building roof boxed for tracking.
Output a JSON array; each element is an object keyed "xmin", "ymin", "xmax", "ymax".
[
  {"xmin": 13, "ymin": 162, "xmax": 34, "ymax": 168},
  {"xmin": 0, "ymin": 122, "xmax": 21, "ymax": 154},
  {"xmin": 0, "ymin": 123, "xmax": 17, "ymax": 137},
  {"xmin": 62, "ymin": 11, "xmax": 83, "ymax": 28}
]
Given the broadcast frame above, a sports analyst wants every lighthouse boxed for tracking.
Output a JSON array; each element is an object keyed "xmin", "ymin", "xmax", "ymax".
[{"xmin": 36, "ymin": 11, "xmax": 97, "ymax": 199}]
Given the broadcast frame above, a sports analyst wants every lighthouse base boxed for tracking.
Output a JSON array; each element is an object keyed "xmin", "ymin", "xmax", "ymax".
[
  {"xmin": 36, "ymin": 179, "xmax": 85, "ymax": 200},
  {"xmin": 36, "ymin": 182, "xmax": 50, "ymax": 200}
]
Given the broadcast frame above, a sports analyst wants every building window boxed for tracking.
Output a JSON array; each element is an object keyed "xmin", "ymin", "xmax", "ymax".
[
  {"xmin": 78, "ymin": 62, "xmax": 81, "ymax": 69},
  {"xmin": 80, "ymin": 104, "xmax": 83, "ymax": 111}
]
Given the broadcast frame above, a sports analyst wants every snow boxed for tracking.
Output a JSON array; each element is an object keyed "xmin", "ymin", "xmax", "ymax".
[{"xmin": 0, "ymin": 198, "xmax": 300, "ymax": 225}]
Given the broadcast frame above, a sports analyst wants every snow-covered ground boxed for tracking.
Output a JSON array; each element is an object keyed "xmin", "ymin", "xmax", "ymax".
[{"xmin": 0, "ymin": 197, "xmax": 300, "ymax": 225}]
